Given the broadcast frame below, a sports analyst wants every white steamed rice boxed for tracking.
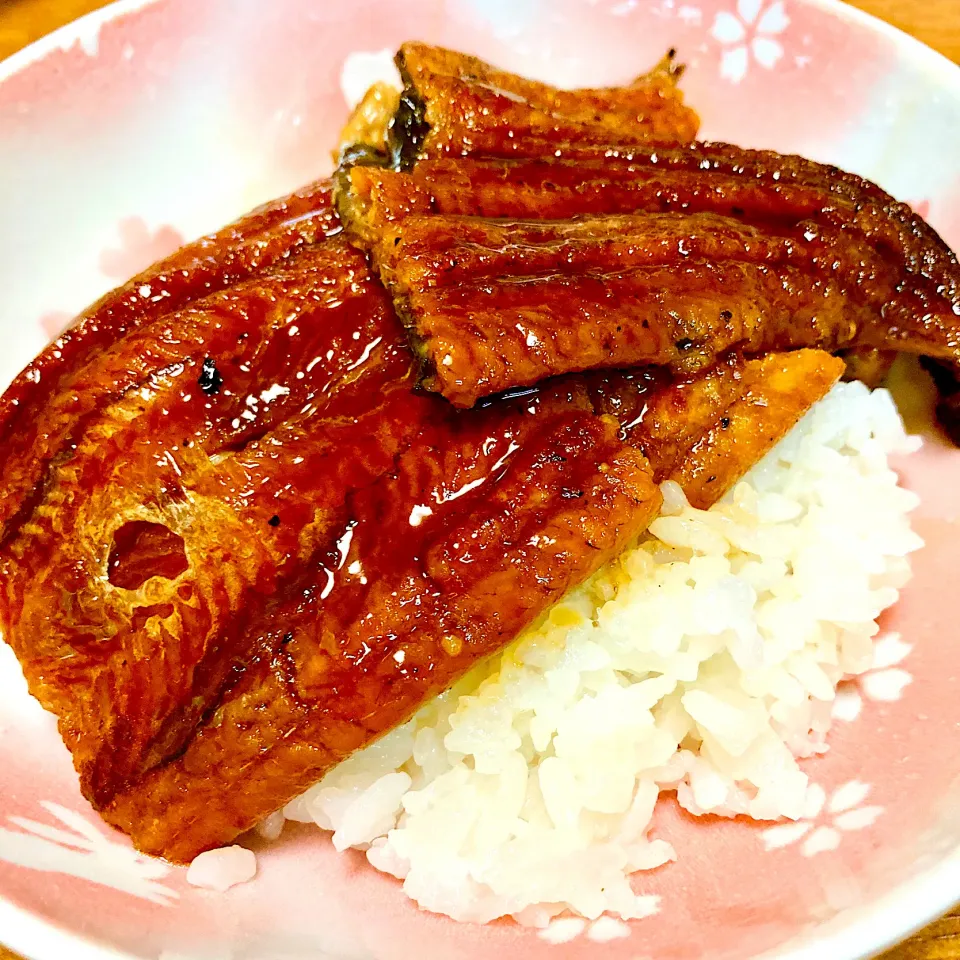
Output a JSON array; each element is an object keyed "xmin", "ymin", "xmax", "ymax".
[{"xmin": 280, "ymin": 381, "xmax": 923, "ymax": 925}]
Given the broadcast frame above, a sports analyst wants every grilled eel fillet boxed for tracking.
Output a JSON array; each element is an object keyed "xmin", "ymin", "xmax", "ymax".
[
  {"xmin": 336, "ymin": 146, "xmax": 960, "ymax": 407},
  {"xmin": 0, "ymin": 174, "xmax": 841, "ymax": 860},
  {"xmin": 334, "ymin": 43, "xmax": 938, "ymax": 406},
  {"xmin": 339, "ymin": 42, "xmax": 699, "ymax": 167}
]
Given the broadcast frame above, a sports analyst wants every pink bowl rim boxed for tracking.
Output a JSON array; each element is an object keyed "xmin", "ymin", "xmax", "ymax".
[
  {"xmin": 0, "ymin": 0, "xmax": 959, "ymax": 958},
  {"xmin": 0, "ymin": 0, "xmax": 156, "ymax": 82}
]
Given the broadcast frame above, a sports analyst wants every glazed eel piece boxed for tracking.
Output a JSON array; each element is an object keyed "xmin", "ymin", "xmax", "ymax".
[
  {"xmin": 340, "ymin": 41, "xmax": 699, "ymax": 167},
  {"xmin": 337, "ymin": 147, "xmax": 960, "ymax": 407}
]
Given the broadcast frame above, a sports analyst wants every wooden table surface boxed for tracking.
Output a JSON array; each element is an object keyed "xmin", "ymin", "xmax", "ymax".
[{"xmin": 0, "ymin": 0, "xmax": 959, "ymax": 958}]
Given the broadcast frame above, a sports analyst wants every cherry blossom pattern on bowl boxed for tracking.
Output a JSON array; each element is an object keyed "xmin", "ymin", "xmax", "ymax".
[
  {"xmin": 710, "ymin": 0, "xmax": 791, "ymax": 84},
  {"xmin": 832, "ymin": 632, "xmax": 914, "ymax": 723},
  {"xmin": 760, "ymin": 782, "xmax": 886, "ymax": 858},
  {"xmin": 0, "ymin": 1, "xmax": 960, "ymax": 960}
]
